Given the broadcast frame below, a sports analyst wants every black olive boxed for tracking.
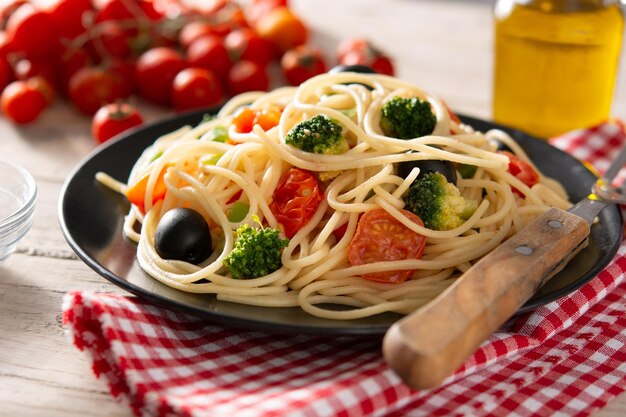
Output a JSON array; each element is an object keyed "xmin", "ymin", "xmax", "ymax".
[
  {"xmin": 490, "ymin": 139, "xmax": 513, "ymax": 152},
  {"xmin": 397, "ymin": 157, "xmax": 458, "ymax": 184},
  {"xmin": 328, "ymin": 64, "xmax": 377, "ymax": 74},
  {"xmin": 155, "ymin": 208, "xmax": 213, "ymax": 264},
  {"xmin": 328, "ymin": 65, "xmax": 375, "ymax": 91}
]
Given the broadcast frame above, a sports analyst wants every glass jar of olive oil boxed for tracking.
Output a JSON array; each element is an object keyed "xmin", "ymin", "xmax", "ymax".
[{"xmin": 493, "ymin": 0, "xmax": 624, "ymax": 138}]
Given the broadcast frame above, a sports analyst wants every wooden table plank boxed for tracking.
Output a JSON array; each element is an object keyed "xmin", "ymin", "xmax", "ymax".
[{"xmin": 0, "ymin": 1, "xmax": 624, "ymax": 416}]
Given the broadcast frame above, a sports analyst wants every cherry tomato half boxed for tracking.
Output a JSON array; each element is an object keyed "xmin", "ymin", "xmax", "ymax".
[
  {"xmin": 269, "ymin": 168, "xmax": 324, "ymax": 238},
  {"xmin": 91, "ymin": 102, "xmax": 144, "ymax": 144},
  {"xmin": 281, "ymin": 45, "xmax": 327, "ymax": 86},
  {"xmin": 172, "ymin": 68, "xmax": 224, "ymax": 112},
  {"xmin": 135, "ymin": 47, "xmax": 187, "ymax": 106},
  {"xmin": 232, "ymin": 106, "xmax": 281, "ymax": 133},
  {"xmin": 498, "ymin": 151, "xmax": 540, "ymax": 196},
  {"xmin": 1, "ymin": 79, "xmax": 48, "ymax": 124},
  {"xmin": 348, "ymin": 208, "xmax": 426, "ymax": 284}
]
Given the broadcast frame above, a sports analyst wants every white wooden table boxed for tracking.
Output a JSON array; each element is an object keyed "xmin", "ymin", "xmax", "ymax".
[{"xmin": 1, "ymin": 0, "xmax": 625, "ymax": 415}]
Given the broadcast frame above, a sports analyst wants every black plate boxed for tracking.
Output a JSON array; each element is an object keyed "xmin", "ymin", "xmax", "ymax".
[{"xmin": 59, "ymin": 111, "xmax": 623, "ymax": 336}]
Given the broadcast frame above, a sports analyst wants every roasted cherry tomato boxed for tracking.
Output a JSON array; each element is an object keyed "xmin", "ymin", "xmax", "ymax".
[
  {"xmin": 348, "ymin": 208, "xmax": 426, "ymax": 283},
  {"xmin": 135, "ymin": 47, "xmax": 187, "ymax": 106},
  {"xmin": 498, "ymin": 151, "xmax": 540, "ymax": 196},
  {"xmin": 172, "ymin": 68, "xmax": 224, "ymax": 112},
  {"xmin": 281, "ymin": 45, "xmax": 327, "ymax": 86},
  {"xmin": 68, "ymin": 67, "xmax": 126, "ymax": 115},
  {"xmin": 91, "ymin": 102, "xmax": 144, "ymax": 144},
  {"xmin": 1, "ymin": 79, "xmax": 48, "ymax": 124},
  {"xmin": 186, "ymin": 35, "xmax": 233, "ymax": 80},
  {"xmin": 270, "ymin": 168, "xmax": 324, "ymax": 238},
  {"xmin": 232, "ymin": 106, "xmax": 281, "ymax": 133},
  {"xmin": 227, "ymin": 60, "xmax": 269, "ymax": 95},
  {"xmin": 255, "ymin": 7, "xmax": 307, "ymax": 53}
]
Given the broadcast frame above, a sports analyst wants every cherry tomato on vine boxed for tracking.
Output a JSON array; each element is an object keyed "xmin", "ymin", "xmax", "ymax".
[
  {"xmin": 227, "ymin": 60, "xmax": 269, "ymax": 95},
  {"xmin": 336, "ymin": 38, "xmax": 395, "ymax": 76},
  {"xmin": 68, "ymin": 67, "xmax": 126, "ymax": 115},
  {"xmin": 58, "ymin": 47, "xmax": 91, "ymax": 95},
  {"xmin": 179, "ymin": 21, "xmax": 220, "ymax": 49},
  {"xmin": 281, "ymin": 45, "xmax": 327, "ymax": 86},
  {"xmin": 224, "ymin": 28, "xmax": 274, "ymax": 67},
  {"xmin": 5, "ymin": 3, "xmax": 60, "ymax": 58},
  {"xmin": 86, "ymin": 20, "xmax": 133, "ymax": 61},
  {"xmin": 269, "ymin": 168, "xmax": 324, "ymax": 238},
  {"xmin": 1, "ymin": 79, "xmax": 48, "ymax": 124},
  {"xmin": 135, "ymin": 47, "xmax": 187, "ymax": 106},
  {"xmin": 43, "ymin": 0, "xmax": 92, "ymax": 40},
  {"xmin": 498, "ymin": 151, "xmax": 540, "ymax": 196},
  {"xmin": 255, "ymin": 7, "xmax": 307, "ymax": 53},
  {"xmin": 232, "ymin": 106, "xmax": 281, "ymax": 133},
  {"xmin": 0, "ymin": 58, "xmax": 12, "ymax": 92},
  {"xmin": 13, "ymin": 58, "xmax": 58, "ymax": 92},
  {"xmin": 172, "ymin": 68, "xmax": 224, "ymax": 112},
  {"xmin": 186, "ymin": 35, "xmax": 233, "ymax": 80},
  {"xmin": 348, "ymin": 208, "xmax": 426, "ymax": 283},
  {"xmin": 91, "ymin": 102, "xmax": 144, "ymax": 144}
]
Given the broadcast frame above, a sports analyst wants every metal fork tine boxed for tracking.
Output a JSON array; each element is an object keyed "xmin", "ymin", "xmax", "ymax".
[{"xmin": 602, "ymin": 141, "xmax": 626, "ymax": 184}]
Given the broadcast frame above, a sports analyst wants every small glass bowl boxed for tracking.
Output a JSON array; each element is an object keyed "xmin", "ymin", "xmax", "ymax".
[{"xmin": 0, "ymin": 159, "xmax": 36, "ymax": 264}]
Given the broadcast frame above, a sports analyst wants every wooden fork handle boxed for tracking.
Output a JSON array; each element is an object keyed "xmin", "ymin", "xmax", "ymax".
[{"xmin": 383, "ymin": 208, "xmax": 590, "ymax": 390}]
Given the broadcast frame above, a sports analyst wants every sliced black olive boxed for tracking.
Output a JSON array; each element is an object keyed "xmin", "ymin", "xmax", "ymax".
[
  {"xmin": 329, "ymin": 64, "xmax": 377, "ymax": 74},
  {"xmin": 155, "ymin": 208, "xmax": 213, "ymax": 264},
  {"xmin": 398, "ymin": 157, "xmax": 457, "ymax": 184},
  {"xmin": 328, "ymin": 65, "xmax": 375, "ymax": 91}
]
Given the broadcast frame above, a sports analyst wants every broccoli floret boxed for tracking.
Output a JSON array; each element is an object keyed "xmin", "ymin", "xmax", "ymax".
[
  {"xmin": 223, "ymin": 220, "xmax": 289, "ymax": 279},
  {"xmin": 286, "ymin": 115, "xmax": 349, "ymax": 155},
  {"xmin": 403, "ymin": 172, "xmax": 477, "ymax": 231},
  {"xmin": 380, "ymin": 96, "xmax": 436, "ymax": 139}
]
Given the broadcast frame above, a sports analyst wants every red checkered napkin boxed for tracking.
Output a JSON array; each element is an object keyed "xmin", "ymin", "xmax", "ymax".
[{"xmin": 63, "ymin": 120, "xmax": 626, "ymax": 417}]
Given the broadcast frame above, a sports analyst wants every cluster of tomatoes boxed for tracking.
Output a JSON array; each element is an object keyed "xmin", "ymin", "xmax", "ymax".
[{"xmin": 0, "ymin": 0, "xmax": 394, "ymax": 143}]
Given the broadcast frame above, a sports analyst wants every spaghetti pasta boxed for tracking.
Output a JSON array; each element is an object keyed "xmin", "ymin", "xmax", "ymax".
[{"xmin": 97, "ymin": 72, "xmax": 571, "ymax": 320}]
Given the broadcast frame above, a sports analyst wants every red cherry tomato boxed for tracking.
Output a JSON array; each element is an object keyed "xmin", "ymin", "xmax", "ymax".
[
  {"xmin": 227, "ymin": 60, "xmax": 269, "ymax": 95},
  {"xmin": 13, "ymin": 58, "xmax": 58, "ymax": 92},
  {"xmin": 340, "ymin": 50, "xmax": 395, "ymax": 76},
  {"xmin": 232, "ymin": 106, "xmax": 281, "ymax": 133},
  {"xmin": 172, "ymin": 68, "xmax": 224, "ymax": 112},
  {"xmin": 186, "ymin": 35, "xmax": 233, "ymax": 81},
  {"xmin": 269, "ymin": 168, "xmax": 324, "ymax": 238},
  {"xmin": 86, "ymin": 20, "xmax": 133, "ymax": 61},
  {"xmin": 245, "ymin": 0, "xmax": 287, "ymax": 25},
  {"xmin": 255, "ymin": 7, "xmax": 307, "ymax": 53},
  {"xmin": 43, "ymin": 0, "xmax": 92, "ymax": 40},
  {"xmin": 0, "ymin": 58, "xmax": 13, "ymax": 91},
  {"xmin": 0, "ymin": 0, "xmax": 27, "ymax": 28},
  {"xmin": 108, "ymin": 58, "xmax": 137, "ymax": 97},
  {"xmin": 68, "ymin": 67, "xmax": 126, "ymax": 115},
  {"xmin": 135, "ymin": 47, "xmax": 187, "ymax": 106},
  {"xmin": 224, "ymin": 28, "xmax": 274, "ymax": 66},
  {"xmin": 348, "ymin": 208, "xmax": 426, "ymax": 283},
  {"xmin": 1, "ymin": 79, "xmax": 48, "ymax": 124},
  {"xmin": 336, "ymin": 38, "xmax": 371, "ymax": 61},
  {"xmin": 28, "ymin": 76, "xmax": 56, "ymax": 104},
  {"xmin": 58, "ymin": 47, "xmax": 91, "ymax": 95},
  {"xmin": 5, "ymin": 3, "xmax": 60, "ymax": 58},
  {"xmin": 179, "ymin": 21, "xmax": 220, "ymax": 49},
  {"xmin": 498, "ymin": 151, "xmax": 540, "ymax": 196},
  {"xmin": 91, "ymin": 102, "xmax": 144, "ymax": 144},
  {"xmin": 281, "ymin": 45, "xmax": 327, "ymax": 86}
]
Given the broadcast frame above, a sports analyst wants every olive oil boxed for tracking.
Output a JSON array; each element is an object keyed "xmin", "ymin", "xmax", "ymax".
[{"xmin": 493, "ymin": 0, "xmax": 624, "ymax": 138}]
